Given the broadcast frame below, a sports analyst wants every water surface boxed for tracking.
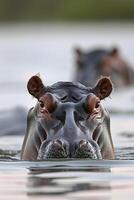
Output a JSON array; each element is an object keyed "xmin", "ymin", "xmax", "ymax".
[{"xmin": 1, "ymin": 160, "xmax": 134, "ymax": 200}]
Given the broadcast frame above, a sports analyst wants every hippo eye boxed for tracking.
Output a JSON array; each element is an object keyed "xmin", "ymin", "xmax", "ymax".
[
  {"xmin": 84, "ymin": 95, "xmax": 100, "ymax": 114},
  {"xmin": 95, "ymin": 101, "xmax": 100, "ymax": 108},
  {"xmin": 39, "ymin": 94, "xmax": 57, "ymax": 113},
  {"xmin": 39, "ymin": 101, "xmax": 44, "ymax": 108}
]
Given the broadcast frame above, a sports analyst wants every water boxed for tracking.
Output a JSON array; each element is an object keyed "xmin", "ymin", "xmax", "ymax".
[
  {"xmin": 0, "ymin": 22, "xmax": 134, "ymax": 199},
  {"xmin": 1, "ymin": 160, "xmax": 134, "ymax": 199}
]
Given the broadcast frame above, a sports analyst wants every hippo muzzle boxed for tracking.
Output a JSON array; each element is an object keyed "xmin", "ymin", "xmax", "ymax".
[{"xmin": 37, "ymin": 139, "xmax": 102, "ymax": 160}]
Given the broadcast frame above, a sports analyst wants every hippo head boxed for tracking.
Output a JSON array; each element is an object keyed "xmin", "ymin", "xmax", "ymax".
[
  {"xmin": 27, "ymin": 76, "xmax": 112, "ymax": 160},
  {"xmin": 74, "ymin": 47, "xmax": 120, "ymax": 75},
  {"xmin": 74, "ymin": 47, "xmax": 113, "ymax": 87},
  {"xmin": 74, "ymin": 47, "xmax": 130, "ymax": 87}
]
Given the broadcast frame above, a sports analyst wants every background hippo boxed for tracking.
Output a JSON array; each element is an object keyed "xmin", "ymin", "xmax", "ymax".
[
  {"xmin": 74, "ymin": 47, "xmax": 134, "ymax": 88},
  {"xmin": 21, "ymin": 75, "xmax": 115, "ymax": 160}
]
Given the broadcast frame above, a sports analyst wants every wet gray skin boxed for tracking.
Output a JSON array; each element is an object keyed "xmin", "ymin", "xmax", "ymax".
[{"xmin": 21, "ymin": 75, "xmax": 115, "ymax": 160}]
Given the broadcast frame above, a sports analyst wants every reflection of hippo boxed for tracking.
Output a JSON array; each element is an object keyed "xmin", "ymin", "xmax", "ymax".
[
  {"xmin": 21, "ymin": 75, "xmax": 115, "ymax": 160},
  {"xmin": 74, "ymin": 47, "xmax": 134, "ymax": 88}
]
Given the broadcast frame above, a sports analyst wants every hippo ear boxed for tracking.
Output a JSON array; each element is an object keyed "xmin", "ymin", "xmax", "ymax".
[
  {"xmin": 110, "ymin": 47, "xmax": 119, "ymax": 56},
  {"xmin": 93, "ymin": 77, "xmax": 112, "ymax": 100},
  {"xmin": 74, "ymin": 47, "xmax": 83, "ymax": 56},
  {"xmin": 27, "ymin": 75, "xmax": 45, "ymax": 99}
]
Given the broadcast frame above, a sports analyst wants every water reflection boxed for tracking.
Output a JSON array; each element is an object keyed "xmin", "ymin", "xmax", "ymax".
[
  {"xmin": 0, "ymin": 160, "xmax": 134, "ymax": 199},
  {"xmin": 27, "ymin": 167, "xmax": 111, "ymax": 197}
]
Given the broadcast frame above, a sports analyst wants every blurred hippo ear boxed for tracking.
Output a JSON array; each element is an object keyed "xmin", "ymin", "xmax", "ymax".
[
  {"xmin": 74, "ymin": 47, "xmax": 83, "ymax": 56},
  {"xmin": 74, "ymin": 47, "xmax": 84, "ymax": 67},
  {"xmin": 93, "ymin": 77, "xmax": 112, "ymax": 100},
  {"xmin": 109, "ymin": 47, "xmax": 119, "ymax": 56},
  {"xmin": 27, "ymin": 75, "xmax": 45, "ymax": 99}
]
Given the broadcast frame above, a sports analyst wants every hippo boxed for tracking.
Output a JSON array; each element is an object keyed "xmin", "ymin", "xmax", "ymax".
[
  {"xmin": 21, "ymin": 75, "xmax": 115, "ymax": 160},
  {"xmin": 74, "ymin": 47, "xmax": 134, "ymax": 88}
]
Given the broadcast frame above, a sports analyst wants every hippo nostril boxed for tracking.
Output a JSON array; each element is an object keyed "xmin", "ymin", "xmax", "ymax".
[
  {"xmin": 79, "ymin": 140, "xmax": 88, "ymax": 148},
  {"xmin": 53, "ymin": 139, "xmax": 63, "ymax": 148},
  {"xmin": 38, "ymin": 139, "xmax": 69, "ymax": 160},
  {"xmin": 73, "ymin": 140, "xmax": 102, "ymax": 159}
]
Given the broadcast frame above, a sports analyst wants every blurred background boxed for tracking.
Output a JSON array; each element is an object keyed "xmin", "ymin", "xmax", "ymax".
[
  {"xmin": 0, "ymin": 0, "xmax": 134, "ymax": 152},
  {"xmin": 0, "ymin": 0, "xmax": 134, "ymax": 21},
  {"xmin": 0, "ymin": 0, "xmax": 134, "ymax": 107}
]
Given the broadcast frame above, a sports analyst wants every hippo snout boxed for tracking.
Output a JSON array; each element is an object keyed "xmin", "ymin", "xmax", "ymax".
[
  {"xmin": 37, "ymin": 139, "xmax": 102, "ymax": 160},
  {"xmin": 37, "ymin": 139, "xmax": 69, "ymax": 159},
  {"xmin": 73, "ymin": 140, "xmax": 102, "ymax": 159}
]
